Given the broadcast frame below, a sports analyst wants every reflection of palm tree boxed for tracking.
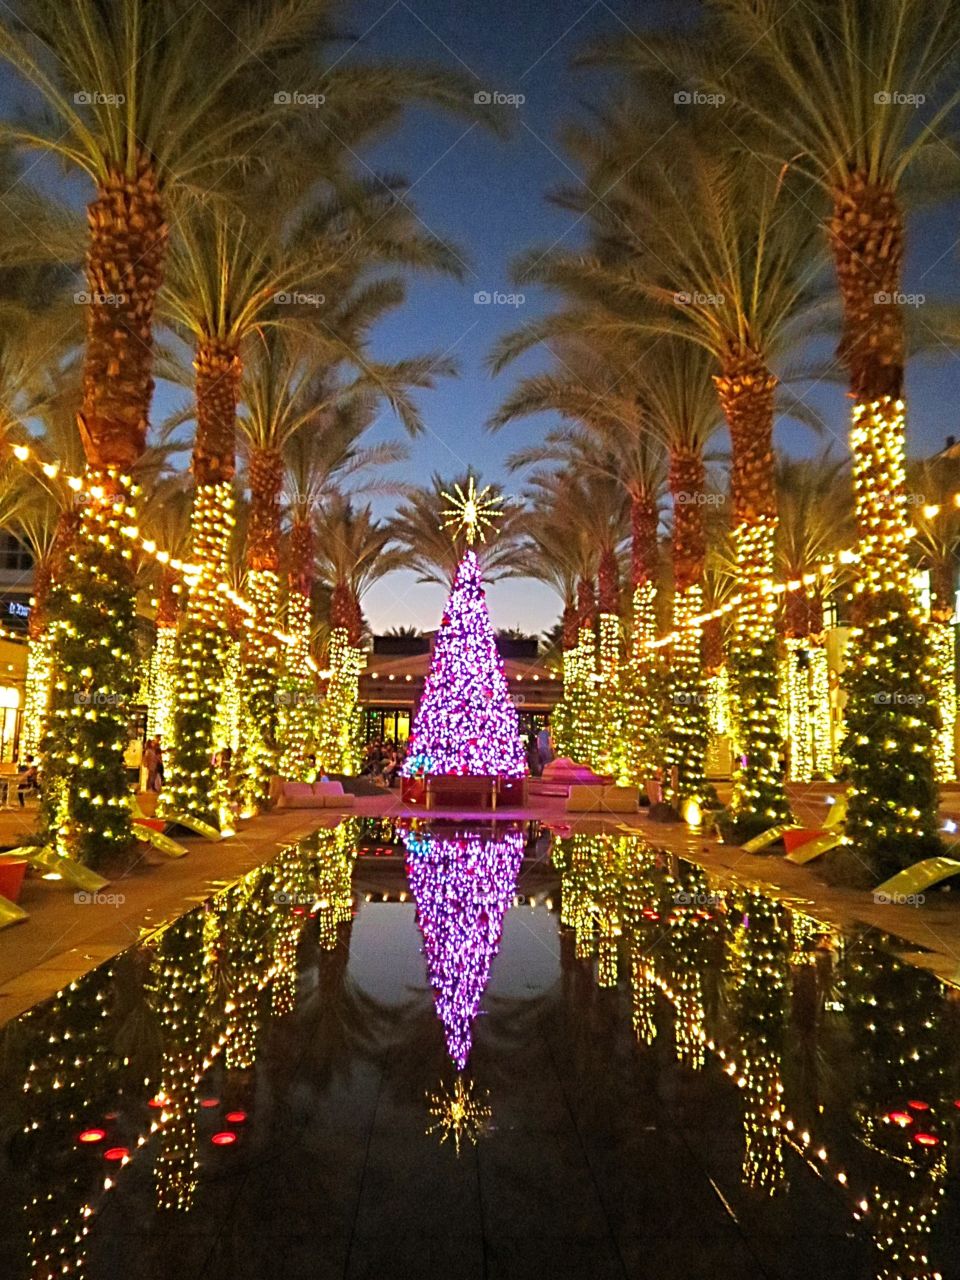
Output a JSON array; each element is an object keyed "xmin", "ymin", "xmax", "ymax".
[{"xmin": 843, "ymin": 934, "xmax": 949, "ymax": 1278}]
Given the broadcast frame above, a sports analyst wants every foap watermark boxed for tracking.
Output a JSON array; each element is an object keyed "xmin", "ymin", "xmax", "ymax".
[
  {"xmin": 675, "ymin": 491, "xmax": 724, "ymax": 506},
  {"xmin": 74, "ymin": 690, "xmax": 127, "ymax": 708},
  {"xmin": 872, "ymin": 690, "xmax": 926, "ymax": 706},
  {"xmin": 275, "ymin": 689, "xmax": 323, "ymax": 708},
  {"xmin": 274, "ymin": 90, "xmax": 325, "ymax": 107},
  {"xmin": 274, "ymin": 291, "xmax": 325, "ymax": 307},
  {"xmin": 674, "ymin": 89, "xmax": 725, "ymax": 107},
  {"xmin": 873, "ymin": 890, "xmax": 925, "ymax": 906},
  {"xmin": 74, "ymin": 90, "xmax": 125, "ymax": 106},
  {"xmin": 875, "ymin": 291, "xmax": 925, "ymax": 307},
  {"xmin": 673, "ymin": 890, "xmax": 723, "ymax": 907},
  {"xmin": 74, "ymin": 890, "xmax": 126, "ymax": 906},
  {"xmin": 671, "ymin": 690, "xmax": 709, "ymax": 706},
  {"xmin": 874, "ymin": 90, "xmax": 925, "ymax": 108},
  {"xmin": 74, "ymin": 291, "xmax": 126, "ymax": 307},
  {"xmin": 675, "ymin": 290, "xmax": 725, "ymax": 306},
  {"xmin": 274, "ymin": 891, "xmax": 317, "ymax": 907},
  {"xmin": 474, "ymin": 90, "xmax": 525, "ymax": 107},
  {"xmin": 474, "ymin": 290, "xmax": 525, "ymax": 308}
]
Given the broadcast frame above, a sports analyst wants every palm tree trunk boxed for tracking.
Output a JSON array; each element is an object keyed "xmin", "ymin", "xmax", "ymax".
[
  {"xmin": 240, "ymin": 445, "xmax": 284, "ymax": 801},
  {"xmin": 317, "ymin": 580, "xmax": 364, "ymax": 775},
  {"xmin": 666, "ymin": 448, "xmax": 708, "ymax": 798},
  {"xmin": 40, "ymin": 156, "xmax": 167, "ymax": 866},
  {"xmin": 147, "ymin": 566, "xmax": 180, "ymax": 744},
  {"xmin": 279, "ymin": 518, "xmax": 315, "ymax": 780},
  {"xmin": 714, "ymin": 349, "xmax": 790, "ymax": 834},
  {"xmin": 161, "ymin": 336, "xmax": 241, "ymax": 827},
  {"xmin": 829, "ymin": 174, "xmax": 941, "ymax": 871},
  {"xmin": 623, "ymin": 489, "xmax": 661, "ymax": 784},
  {"xmin": 596, "ymin": 545, "xmax": 621, "ymax": 777}
]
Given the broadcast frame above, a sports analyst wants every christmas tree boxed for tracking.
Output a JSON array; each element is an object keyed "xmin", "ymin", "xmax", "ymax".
[
  {"xmin": 403, "ymin": 824, "xmax": 525, "ymax": 1069},
  {"xmin": 402, "ymin": 480, "xmax": 526, "ymax": 777}
]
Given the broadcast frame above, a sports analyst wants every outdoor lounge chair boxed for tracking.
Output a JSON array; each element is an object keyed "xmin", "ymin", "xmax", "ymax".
[
  {"xmin": 742, "ymin": 792, "xmax": 848, "ymax": 855},
  {"xmin": 873, "ymin": 855, "xmax": 960, "ymax": 902}
]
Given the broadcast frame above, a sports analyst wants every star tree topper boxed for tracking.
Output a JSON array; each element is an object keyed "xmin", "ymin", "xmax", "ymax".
[{"xmin": 440, "ymin": 477, "xmax": 503, "ymax": 546}]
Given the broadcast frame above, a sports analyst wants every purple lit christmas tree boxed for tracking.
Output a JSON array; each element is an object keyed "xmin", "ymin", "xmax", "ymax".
[
  {"xmin": 402, "ymin": 481, "xmax": 526, "ymax": 778},
  {"xmin": 402, "ymin": 824, "xmax": 525, "ymax": 1069}
]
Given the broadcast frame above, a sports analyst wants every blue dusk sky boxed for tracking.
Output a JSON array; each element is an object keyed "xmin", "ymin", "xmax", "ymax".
[{"xmin": 6, "ymin": 0, "xmax": 960, "ymax": 638}]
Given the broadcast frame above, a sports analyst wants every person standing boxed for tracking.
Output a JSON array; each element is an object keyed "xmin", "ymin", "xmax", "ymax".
[{"xmin": 142, "ymin": 738, "xmax": 158, "ymax": 792}]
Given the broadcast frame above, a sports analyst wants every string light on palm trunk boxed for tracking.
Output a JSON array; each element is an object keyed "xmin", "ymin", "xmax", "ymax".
[{"xmin": 842, "ymin": 396, "xmax": 942, "ymax": 871}]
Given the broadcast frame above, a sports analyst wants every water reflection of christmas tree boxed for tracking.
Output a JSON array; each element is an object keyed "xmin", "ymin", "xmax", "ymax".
[{"xmin": 403, "ymin": 824, "xmax": 525, "ymax": 1070}]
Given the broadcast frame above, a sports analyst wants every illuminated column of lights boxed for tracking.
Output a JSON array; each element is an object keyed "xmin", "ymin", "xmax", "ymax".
[
  {"xmin": 147, "ymin": 624, "xmax": 177, "ymax": 743},
  {"xmin": 402, "ymin": 824, "xmax": 525, "ymax": 1070},
  {"xmin": 842, "ymin": 930, "xmax": 949, "ymax": 1280},
  {"xmin": 782, "ymin": 639, "xmax": 813, "ymax": 782},
  {"xmin": 842, "ymin": 397, "xmax": 941, "ymax": 868},
  {"xmin": 727, "ymin": 889, "xmax": 789, "ymax": 1196},
  {"xmin": 930, "ymin": 621, "xmax": 956, "ymax": 782},
  {"xmin": 21, "ymin": 974, "xmax": 113, "ymax": 1280},
  {"xmin": 620, "ymin": 582, "xmax": 660, "ymax": 784},
  {"xmin": 40, "ymin": 470, "xmax": 139, "ymax": 866},
  {"xmin": 278, "ymin": 587, "xmax": 314, "ymax": 779},
  {"xmin": 237, "ymin": 566, "xmax": 281, "ymax": 808},
  {"xmin": 220, "ymin": 876, "xmax": 271, "ymax": 1072},
  {"xmin": 809, "ymin": 642, "xmax": 834, "ymax": 779},
  {"xmin": 728, "ymin": 515, "xmax": 791, "ymax": 832},
  {"xmin": 596, "ymin": 838, "xmax": 621, "ymax": 988},
  {"xmin": 316, "ymin": 628, "xmax": 365, "ymax": 776},
  {"xmin": 161, "ymin": 482, "xmax": 234, "ymax": 828},
  {"xmin": 401, "ymin": 549, "xmax": 526, "ymax": 778},
  {"xmin": 213, "ymin": 636, "xmax": 241, "ymax": 756},
  {"xmin": 596, "ymin": 611, "xmax": 621, "ymax": 778},
  {"xmin": 313, "ymin": 821, "xmax": 357, "ymax": 950},
  {"xmin": 554, "ymin": 832, "xmax": 599, "ymax": 958},
  {"xmin": 662, "ymin": 863, "xmax": 717, "ymax": 1072},
  {"xmin": 21, "ymin": 629, "xmax": 53, "ymax": 757},
  {"xmin": 269, "ymin": 842, "xmax": 315, "ymax": 1017},
  {"xmin": 666, "ymin": 585, "xmax": 708, "ymax": 801},
  {"xmin": 630, "ymin": 956, "xmax": 658, "ymax": 1045},
  {"xmin": 146, "ymin": 912, "xmax": 207, "ymax": 1212},
  {"xmin": 570, "ymin": 625, "xmax": 599, "ymax": 768},
  {"xmin": 705, "ymin": 664, "xmax": 730, "ymax": 739}
]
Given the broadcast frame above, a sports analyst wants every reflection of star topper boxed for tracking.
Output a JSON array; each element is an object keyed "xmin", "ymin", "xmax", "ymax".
[
  {"xmin": 426, "ymin": 1076, "xmax": 491, "ymax": 1156},
  {"xmin": 440, "ymin": 477, "xmax": 503, "ymax": 546}
]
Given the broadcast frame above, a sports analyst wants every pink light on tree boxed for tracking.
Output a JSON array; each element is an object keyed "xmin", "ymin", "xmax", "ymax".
[
  {"xmin": 401, "ymin": 548, "xmax": 526, "ymax": 777},
  {"xmin": 403, "ymin": 824, "xmax": 525, "ymax": 1069}
]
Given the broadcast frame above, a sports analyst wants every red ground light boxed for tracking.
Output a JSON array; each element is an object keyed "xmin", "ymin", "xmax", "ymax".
[
  {"xmin": 225, "ymin": 1111, "xmax": 247, "ymax": 1123},
  {"xmin": 78, "ymin": 1129, "xmax": 106, "ymax": 1144},
  {"xmin": 914, "ymin": 1133, "xmax": 940, "ymax": 1146},
  {"xmin": 211, "ymin": 1132, "xmax": 237, "ymax": 1146},
  {"xmin": 104, "ymin": 1148, "xmax": 129, "ymax": 1161}
]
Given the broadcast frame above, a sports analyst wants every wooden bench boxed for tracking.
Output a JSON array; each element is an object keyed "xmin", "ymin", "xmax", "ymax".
[{"xmin": 426, "ymin": 774, "xmax": 498, "ymax": 810}]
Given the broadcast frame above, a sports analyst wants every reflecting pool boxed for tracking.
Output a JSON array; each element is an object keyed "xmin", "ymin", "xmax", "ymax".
[{"xmin": 0, "ymin": 820, "xmax": 958, "ymax": 1279}]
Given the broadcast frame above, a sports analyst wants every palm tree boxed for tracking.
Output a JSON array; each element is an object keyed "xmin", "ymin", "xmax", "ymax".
[
  {"xmin": 1, "ymin": 0, "xmax": 498, "ymax": 857},
  {"xmin": 313, "ymin": 496, "xmax": 406, "ymax": 774},
  {"xmin": 0, "ymin": 0, "xmax": 342, "ymax": 862},
  {"xmin": 278, "ymin": 388, "xmax": 408, "ymax": 779},
  {"xmin": 594, "ymin": 0, "xmax": 959, "ymax": 865},
  {"xmin": 497, "ymin": 108, "xmax": 824, "ymax": 835},
  {"xmin": 495, "ymin": 331, "xmax": 721, "ymax": 794}
]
